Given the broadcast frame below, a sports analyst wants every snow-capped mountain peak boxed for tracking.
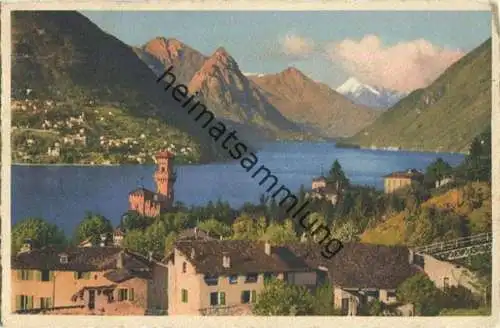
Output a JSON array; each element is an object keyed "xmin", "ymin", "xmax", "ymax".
[
  {"xmin": 337, "ymin": 77, "xmax": 380, "ymax": 96},
  {"xmin": 336, "ymin": 77, "xmax": 406, "ymax": 109}
]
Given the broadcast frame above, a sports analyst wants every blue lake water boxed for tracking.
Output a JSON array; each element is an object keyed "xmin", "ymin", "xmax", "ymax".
[{"xmin": 12, "ymin": 142, "xmax": 464, "ymax": 234}]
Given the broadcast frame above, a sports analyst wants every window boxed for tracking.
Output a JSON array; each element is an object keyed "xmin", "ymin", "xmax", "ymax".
[
  {"xmin": 16, "ymin": 295, "xmax": 33, "ymax": 311},
  {"xmin": 210, "ymin": 292, "xmax": 218, "ymax": 306},
  {"xmin": 204, "ymin": 274, "xmax": 219, "ymax": 286},
  {"xmin": 182, "ymin": 262, "xmax": 187, "ymax": 273},
  {"xmin": 118, "ymin": 288, "xmax": 129, "ymax": 301},
  {"xmin": 209, "ymin": 292, "xmax": 225, "ymax": 306},
  {"xmin": 181, "ymin": 289, "xmax": 188, "ymax": 303},
  {"xmin": 245, "ymin": 273, "xmax": 258, "ymax": 283},
  {"xmin": 443, "ymin": 277, "xmax": 450, "ymax": 289},
  {"xmin": 40, "ymin": 297, "xmax": 52, "ymax": 309},
  {"xmin": 41, "ymin": 270, "xmax": 51, "ymax": 282},
  {"xmin": 241, "ymin": 290, "xmax": 251, "ymax": 304},
  {"xmin": 228, "ymin": 275, "xmax": 238, "ymax": 284},
  {"xmin": 74, "ymin": 272, "xmax": 91, "ymax": 280},
  {"xmin": 18, "ymin": 270, "xmax": 32, "ymax": 281}
]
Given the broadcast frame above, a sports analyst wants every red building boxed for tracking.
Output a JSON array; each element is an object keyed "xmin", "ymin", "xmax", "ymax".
[{"xmin": 128, "ymin": 151, "xmax": 176, "ymax": 217}]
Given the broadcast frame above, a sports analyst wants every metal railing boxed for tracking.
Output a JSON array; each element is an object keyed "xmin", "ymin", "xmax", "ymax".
[{"xmin": 413, "ymin": 232, "xmax": 492, "ymax": 260}]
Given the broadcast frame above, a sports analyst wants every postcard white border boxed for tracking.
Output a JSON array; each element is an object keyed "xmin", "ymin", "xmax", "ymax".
[{"xmin": 1, "ymin": 1, "xmax": 499, "ymax": 328}]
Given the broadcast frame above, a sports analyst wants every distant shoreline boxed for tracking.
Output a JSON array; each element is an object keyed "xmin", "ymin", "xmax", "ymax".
[
  {"xmin": 334, "ymin": 142, "xmax": 467, "ymax": 156},
  {"xmin": 12, "ymin": 163, "xmax": 121, "ymax": 167}
]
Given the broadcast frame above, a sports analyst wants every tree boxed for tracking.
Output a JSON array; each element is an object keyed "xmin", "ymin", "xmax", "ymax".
[
  {"xmin": 164, "ymin": 231, "xmax": 178, "ymax": 255},
  {"xmin": 253, "ymin": 279, "xmax": 313, "ymax": 315},
  {"xmin": 74, "ymin": 212, "xmax": 113, "ymax": 245},
  {"xmin": 311, "ymin": 284, "xmax": 341, "ymax": 315},
  {"xmin": 359, "ymin": 299, "xmax": 385, "ymax": 316},
  {"xmin": 425, "ymin": 158, "xmax": 453, "ymax": 189},
  {"xmin": 456, "ymin": 128, "xmax": 491, "ymax": 183},
  {"xmin": 260, "ymin": 219, "xmax": 298, "ymax": 244},
  {"xmin": 406, "ymin": 208, "xmax": 438, "ymax": 246},
  {"xmin": 12, "ymin": 217, "xmax": 66, "ymax": 253},
  {"xmin": 327, "ymin": 160, "xmax": 350, "ymax": 193},
  {"xmin": 331, "ymin": 220, "xmax": 360, "ymax": 243},
  {"xmin": 121, "ymin": 211, "xmax": 151, "ymax": 231},
  {"xmin": 122, "ymin": 229, "xmax": 148, "ymax": 254},
  {"xmin": 232, "ymin": 214, "xmax": 260, "ymax": 240},
  {"xmin": 144, "ymin": 220, "xmax": 168, "ymax": 257},
  {"xmin": 396, "ymin": 273, "xmax": 442, "ymax": 315},
  {"xmin": 197, "ymin": 218, "xmax": 231, "ymax": 238}
]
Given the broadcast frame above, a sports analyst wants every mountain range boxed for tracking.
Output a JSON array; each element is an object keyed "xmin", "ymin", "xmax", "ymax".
[
  {"xmin": 336, "ymin": 77, "xmax": 407, "ymax": 109},
  {"xmin": 135, "ymin": 37, "xmax": 379, "ymax": 140},
  {"xmin": 249, "ymin": 69, "xmax": 379, "ymax": 138},
  {"xmin": 346, "ymin": 38, "xmax": 491, "ymax": 153}
]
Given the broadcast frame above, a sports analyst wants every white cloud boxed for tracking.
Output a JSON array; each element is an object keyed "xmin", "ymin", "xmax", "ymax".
[
  {"xmin": 325, "ymin": 35, "xmax": 464, "ymax": 92},
  {"xmin": 281, "ymin": 33, "xmax": 316, "ymax": 58}
]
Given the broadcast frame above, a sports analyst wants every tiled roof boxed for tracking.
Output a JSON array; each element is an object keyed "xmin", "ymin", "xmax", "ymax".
[
  {"xmin": 12, "ymin": 246, "xmax": 151, "ymax": 272},
  {"xmin": 128, "ymin": 187, "xmax": 157, "ymax": 199},
  {"xmin": 104, "ymin": 268, "xmax": 152, "ymax": 283},
  {"xmin": 383, "ymin": 169, "xmax": 424, "ymax": 179},
  {"xmin": 289, "ymin": 242, "xmax": 421, "ymax": 289},
  {"xmin": 174, "ymin": 240, "xmax": 420, "ymax": 290},
  {"xmin": 312, "ymin": 176, "xmax": 327, "ymax": 182},
  {"xmin": 311, "ymin": 185, "xmax": 338, "ymax": 195}
]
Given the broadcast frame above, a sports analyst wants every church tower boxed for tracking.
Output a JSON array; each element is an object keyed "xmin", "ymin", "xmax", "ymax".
[{"xmin": 153, "ymin": 150, "xmax": 176, "ymax": 208}]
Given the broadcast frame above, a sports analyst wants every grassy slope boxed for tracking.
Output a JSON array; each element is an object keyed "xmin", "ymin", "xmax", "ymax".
[
  {"xmin": 348, "ymin": 39, "xmax": 491, "ymax": 153},
  {"xmin": 360, "ymin": 182, "xmax": 490, "ymax": 246}
]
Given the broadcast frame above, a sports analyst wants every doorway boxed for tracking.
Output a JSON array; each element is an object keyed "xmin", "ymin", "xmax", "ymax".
[{"xmin": 88, "ymin": 290, "xmax": 96, "ymax": 310}]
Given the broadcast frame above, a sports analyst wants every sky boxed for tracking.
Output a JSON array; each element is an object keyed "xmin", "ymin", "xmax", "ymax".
[{"xmin": 82, "ymin": 11, "xmax": 491, "ymax": 92}]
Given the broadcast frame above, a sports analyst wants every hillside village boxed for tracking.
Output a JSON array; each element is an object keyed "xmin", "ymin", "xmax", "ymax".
[{"xmin": 12, "ymin": 98, "xmax": 198, "ymax": 164}]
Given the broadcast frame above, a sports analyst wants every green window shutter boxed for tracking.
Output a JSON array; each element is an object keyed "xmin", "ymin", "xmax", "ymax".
[
  {"xmin": 49, "ymin": 271, "xmax": 55, "ymax": 281},
  {"xmin": 28, "ymin": 296, "xmax": 34, "ymax": 309},
  {"xmin": 85, "ymin": 272, "xmax": 91, "ymax": 280},
  {"xmin": 129, "ymin": 288, "xmax": 135, "ymax": 301},
  {"xmin": 220, "ymin": 292, "xmax": 226, "ymax": 306},
  {"xmin": 16, "ymin": 295, "xmax": 21, "ymax": 311},
  {"xmin": 251, "ymin": 290, "xmax": 257, "ymax": 303},
  {"xmin": 35, "ymin": 271, "xmax": 41, "ymax": 281},
  {"xmin": 49, "ymin": 297, "xmax": 53, "ymax": 308}
]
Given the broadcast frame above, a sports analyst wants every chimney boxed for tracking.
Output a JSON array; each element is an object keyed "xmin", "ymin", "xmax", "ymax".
[
  {"xmin": 408, "ymin": 249, "xmax": 415, "ymax": 265},
  {"xmin": 222, "ymin": 252, "xmax": 231, "ymax": 268},
  {"xmin": 191, "ymin": 247, "xmax": 196, "ymax": 260},
  {"xmin": 264, "ymin": 241, "xmax": 272, "ymax": 256},
  {"xmin": 117, "ymin": 251, "xmax": 125, "ymax": 269},
  {"xmin": 100, "ymin": 234, "xmax": 107, "ymax": 247},
  {"xmin": 59, "ymin": 253, "xmax": 69, "ymax": 264}
]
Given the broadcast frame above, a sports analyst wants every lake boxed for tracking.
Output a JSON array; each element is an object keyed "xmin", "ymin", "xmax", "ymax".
[{"xmin": 12, "ymin": 142, "xmax": 464, "ymax": 234}]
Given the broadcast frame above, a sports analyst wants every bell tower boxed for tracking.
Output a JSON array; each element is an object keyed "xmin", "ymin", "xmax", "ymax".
[{"xmin": 153, "ymin": 150, "xmax": 176, "ymax": 207}]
